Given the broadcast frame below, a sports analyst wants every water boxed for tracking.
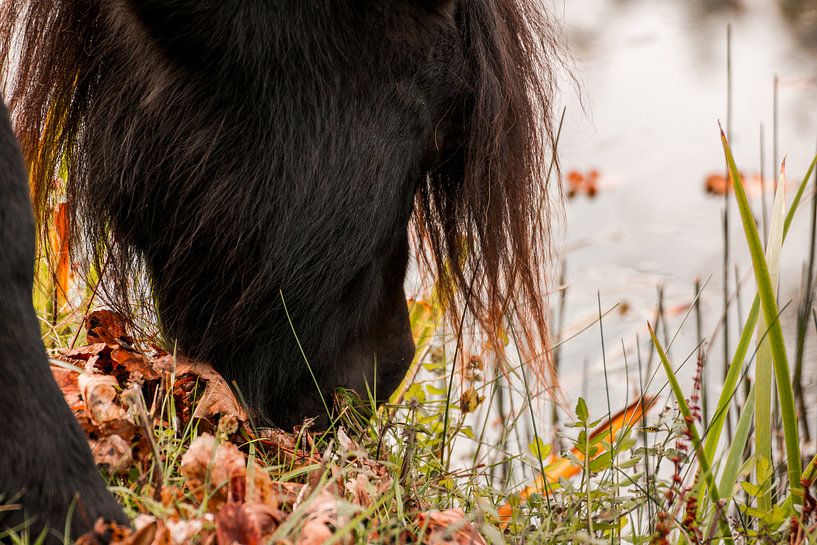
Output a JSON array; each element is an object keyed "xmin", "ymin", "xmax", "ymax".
[{"xmin": 548, "ymin": 0, "xmax": 817, "ymax": 432}]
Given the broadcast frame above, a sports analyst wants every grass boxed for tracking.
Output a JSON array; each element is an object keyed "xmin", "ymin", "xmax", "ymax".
[{"xmin": 6, "ymin": 136, "xmax": 817, "ymax": 544}]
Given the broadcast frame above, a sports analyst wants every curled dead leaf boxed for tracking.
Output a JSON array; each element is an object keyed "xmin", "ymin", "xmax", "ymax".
[
  {"xmin": 91, "ymin": 434, "xmax": 133, "ymax": 475},
  {"xmin": 344, "ymin": 474, "xmax": 374, "ymax": 508},
  {"xmin": 81, "ymin": 522, "xmax": 129, "ymax": 545},
  {"xmin": 180, "ymin": 434, "xmax": 247, "ymax": 510},
  {"xmin": 175, "ymin": 359, "xmax": 247, "ymax": 422},
  {"xmin": 165, "ymin": 518, "xmax": 210, "ymax": 545},
  {"xmin": 51, "ymin": 366, "xmax": 84, "ymax": 412},
  {"xmin": 85, "ymin": 310, "xmax": 129, "ymax": 345},
  {"xmin": 274, "ymin": 482, "xmax": 306, "ymax": 511},
  {"xmin": 256, "ymin": 428, "xmax": 318, "ymax": 466},
  {"xmin": 180, "ymin": 434, "xmax": 275, "ymax": 511},
  {"xmin": 216, "ymin": 502, "xmax": 282, "ymax": 545},
  {"xmin": 296, "ymin": 489, "xmax": 353, "ymax": 545},
  {"xmin": 110, "ymin": 348, "xmax": 160, "ymax": 380},
  {"xmin": 154, "ymin": 353, "xmax": 176, "ymax": 373},
  {"xmin": 78, "ymin": 373, "xmax": 128, "ymax": 426},
  {"xmin": 59, "ymin": 343, "xmax": 108, "ymax": 361},
  {"xmin": 416, "ymin": 509, "xmax": 487, "ymax": 545}
]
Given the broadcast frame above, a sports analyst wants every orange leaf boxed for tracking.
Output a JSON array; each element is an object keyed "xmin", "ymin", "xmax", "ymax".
[
  {"xmin": 416, "ymin": 509, "xmax": 487, "ymax": 545},
  {"xmin": 85, "ymin": 310, "xmax": 129, "ymax": 344},
  {"xmin": 216, "ymin": 503, "xmax": 281, "ymax": 545},
  {"xmin": 498, "ymin": 396, "xmax": 655, "ymax": 526},
  {"xmin": 51, "ymin": 202, "xmax": 71, "ymax": 311}
]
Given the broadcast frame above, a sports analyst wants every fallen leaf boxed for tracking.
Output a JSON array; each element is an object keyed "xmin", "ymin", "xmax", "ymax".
[
  {"xmin": 180, "ymin": 434, "xmax": 247, "ymax": 510},
  {"xmin": 704, "ymin": 170, "xmax": 764, "ymax": 197},
  {"xmin": 497, "ymin": 396, "xmax": 656, "ymax": 526},
  {"xmin": 166, "ymin": 518, "xmax": 209, "ymax": 545},
  {"xmin": 175, "ymin": 359, "xmax": 247, "ymax": 422},
  {"xmin": 74, "ymin": 519, "xmax": 134, "ymax": 545},
  {"xmin": 344, "ymin": 474, "xmax": 374, "ymax": 508},
  {"xmin": 273, "ymin": 482, "xmax": 306, "ymax": 511},
  {"xmin": 78, "ymin": 373, "xmax": 128, "ymax": 426},
  {"xmin": 416, "ymin": 509, "xmax": 487, "ymax": 545},
  {"xmin": 296, "ymin": 489, "xmax": 353, "ymax": 545},
  {"xmin": 60, "ymin": 343, "xmax": 108, "ymax": 360},
  {"xmin": 111, "ymin": 348, "xmax": 160, "ymax": 380},
  {"xmin": 51, "ymin": 366, "xmax": 83, "ymax": 408},
  {"xmin": 216, "ymin": 502, "xmax": 281, "ymax": 545},
  {"xmin": 85, "ymin": 310, "xmax": 129, "ymax": 345},
  {"xmin": 91, "ymin": 434, "xmax": 133, "ymax": 475},
  {"xmin": 564, "ymin": 168, "xmax": 601, "ymax": 199},
  {"xmin": 180, "ymin": 434, "xmax": 275, "ymax": 511},
  {"xmin": 256, "ymin": 428, "xmax": 318, "ymax": 466}
]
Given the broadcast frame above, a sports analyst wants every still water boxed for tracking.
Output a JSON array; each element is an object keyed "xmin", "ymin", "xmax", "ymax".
[{"xmin": 547, "ymin": 0, "xmax": 817, "ymax": 435}]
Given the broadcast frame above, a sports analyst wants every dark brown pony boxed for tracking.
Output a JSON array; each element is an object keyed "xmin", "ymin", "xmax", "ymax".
[{"xmin": 0, "ymin": 1, "xmax": 561, "ymax": 541}]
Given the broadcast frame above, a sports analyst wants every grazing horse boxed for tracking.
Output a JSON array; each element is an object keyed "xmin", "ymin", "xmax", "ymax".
[{"xmin": 0, "ymin": 1, "xmax": 560, "ymax": 540}]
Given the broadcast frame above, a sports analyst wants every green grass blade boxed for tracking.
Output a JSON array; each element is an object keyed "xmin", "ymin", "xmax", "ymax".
[
  {"xmin": 756, "ymin": 165, "xmax": 786, "ymax": 511},
  {"xmin": 720, "ymin": 129, "xmax": 802, "ymax": 497},
  {"xmin": 704, "ymin": 298, "xmax": 759, "ymax": 461},
  {"xmin": 704, "ymin": 152, "xmax": 816, "ymax": 463},
  {"xmin": 718, "ymin": 384, "xmax": 755, "ymax": 501},
  {"xmin": 754, "ymin": 329, "xmax": 774, "ymax": 510}
]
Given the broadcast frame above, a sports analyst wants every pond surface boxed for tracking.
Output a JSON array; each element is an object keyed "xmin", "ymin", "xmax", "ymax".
[{"xmin": 549, "ymin": 0, "xmax": 817, "ymax": 433}]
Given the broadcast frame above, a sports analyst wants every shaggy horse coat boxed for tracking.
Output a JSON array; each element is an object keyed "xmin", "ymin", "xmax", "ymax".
[{"xmin": 1, "ymin": 1, "xmax": 560, "ymax": 540}]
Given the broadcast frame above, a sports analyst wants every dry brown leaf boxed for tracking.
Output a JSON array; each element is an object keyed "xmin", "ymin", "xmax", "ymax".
[
  {"xmin": 91, "ymin": 434, "xmax": 133, "ymax": 475},
  {"xmin": 417, "ymin": 509, "xmax": 487, "ymax": 545},
  {"xmin": 154, "ymin": 353, "xmax": 177, "ymax": 373},
  {"xmin": 101, "ymin": 514, "xmax": 213, "ymax": 545},
  {"xmin": 73, "ymin": 517, "xmax": 171, "ymax": 545},
  {"xmin": 216, "ymin": 502, "xmax": 281, "ymax": 545},
  {"xmin": 459, "ymin": 387, "xmax": 481, "ymax": 414},
  {"xmin": 344, "ymin": 474, "xmax": 373, "ymax": 507},
  {"xmin": 85, "ymin": 310, "xmax": 129, "ymax": 344},
  {"xmin": 165, "ymin": 518, "xmax": 210, "ymax": 545},
  {"xmin": 296, "ymin": 489, "xmax": 352, "ymax": 545},
  {"xmin": 274, "ymin": 482, "xmax": 305, "ymax": 511},
  {"xmin": 78, "ymin": 373, "xmax": 128, "ymax": 426},
  {"xmin": 74, "ymin": 520, "xmax": 133, "ymax": 545},
  {"xmin": 336, "ymin": 428, "xmax": 358, "ymax": 452},
  {"xmin": 111, "ymin": 348, "xmax": 160, "ymax": 380},
  {"xmin": 180, "ymin": 434, "xmax": 274, "ymax": 512},
  {"xmin": 256, "ymin": 428, "xmax": 318, "ymax": 466},
  {"xmin": 175, "ymin": 359, "xmax": 247, "ymax": 422},
  {"xmin": 60, "ymin": 343, "xmax": 108, "ymax": 360},
  {"xmin": 125, "ymin": 520, "xmax": 161, "ymax": 545},
  {"xmin": 181, "ymin": 434, "xmax": 246, "ymax": 509},
  {"xmin": 51, "ymin": 366, "xmax": 83, "ymax": 410}
]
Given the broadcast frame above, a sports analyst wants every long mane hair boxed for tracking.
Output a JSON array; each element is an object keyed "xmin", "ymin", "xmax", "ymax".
[{"xmin": 416, "ymin": 1, "xmax": 562, "ymax": 374}]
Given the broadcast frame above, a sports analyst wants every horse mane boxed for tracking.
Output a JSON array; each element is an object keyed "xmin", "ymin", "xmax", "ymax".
[
  {"xmin": 1, "ymin": 0, "xmax": 563, "ymax": 384},
  {"xmin": 416, "ymin": 1, "xmax": 562, "ymax": 373}
]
